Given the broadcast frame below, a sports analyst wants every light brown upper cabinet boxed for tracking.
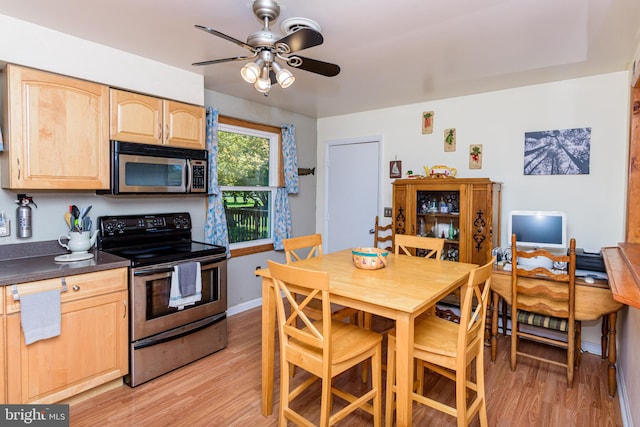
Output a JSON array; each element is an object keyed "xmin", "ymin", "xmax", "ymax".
[
  {"xmin": 110, "ymin": 89, "xmax": 206, "ymax": 149},
  {"xmin": 1, "ymin": 64, "xmax": 110, "ymax": 190}
]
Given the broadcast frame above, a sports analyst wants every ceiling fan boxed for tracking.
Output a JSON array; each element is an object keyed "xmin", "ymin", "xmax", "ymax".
[{"xmin": 192, "ymin": 0, "xmax": 340, "ymax": 94}]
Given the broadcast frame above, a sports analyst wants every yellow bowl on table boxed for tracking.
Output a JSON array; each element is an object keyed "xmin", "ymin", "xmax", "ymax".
[{"xmin": 352, "ymin": 247, "xmax": 389, "ymax": 270}]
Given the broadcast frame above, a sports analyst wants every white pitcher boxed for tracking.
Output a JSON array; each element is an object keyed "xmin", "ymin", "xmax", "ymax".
[{"xmin": 58, "ymin": 230, "xmax": 98, "ymax": 254}]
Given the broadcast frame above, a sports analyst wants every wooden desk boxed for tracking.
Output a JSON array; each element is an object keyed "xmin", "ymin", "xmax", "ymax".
[
  {"xmin": 489, "ymin": 267, "xmax": 624, "ymax": 397},
  {"xmin": 257, "ymin": 249, "xmax": 476, "ymax": 427}
]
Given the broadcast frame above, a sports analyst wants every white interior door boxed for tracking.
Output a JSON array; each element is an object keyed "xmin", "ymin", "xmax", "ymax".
[{"xmin": 324, "ymin": 138, "xmax": 380, "ymax": 253}]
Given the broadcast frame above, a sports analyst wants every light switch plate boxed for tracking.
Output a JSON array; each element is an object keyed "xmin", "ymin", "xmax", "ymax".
[{"xmin": 384, "ymin": 207, "xmax": 392, "ymax": 217}]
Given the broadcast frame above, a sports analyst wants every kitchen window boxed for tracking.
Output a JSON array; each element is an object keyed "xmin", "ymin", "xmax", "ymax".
[{"xmin": 218, "ymin": 116, "xmax": 283, "ymax": 255}]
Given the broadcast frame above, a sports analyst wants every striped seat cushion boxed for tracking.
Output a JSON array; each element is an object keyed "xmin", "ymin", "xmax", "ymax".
[{"xmin": 516, "ymin": 310, "xmax": 568, "ymax": 332}]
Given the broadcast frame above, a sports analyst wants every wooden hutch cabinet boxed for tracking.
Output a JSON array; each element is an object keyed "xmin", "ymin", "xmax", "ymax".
[{"xmin": 392, "ymin": 177, "xmax": 502, "ymax": 267}]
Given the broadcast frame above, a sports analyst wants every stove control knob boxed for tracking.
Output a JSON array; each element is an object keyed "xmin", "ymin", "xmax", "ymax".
[
  {"xmin": 116, "ymin": 221, "xmax": 125, "ymax": 232},
  {"xmin": 105, "ymin": 222, "xmax": 115, "ymax": 234}
]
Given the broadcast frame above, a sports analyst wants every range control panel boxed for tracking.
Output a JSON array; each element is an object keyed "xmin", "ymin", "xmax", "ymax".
[{"xmin": 98, "ymin": 212, "xmax": 192, "ymax": 237}]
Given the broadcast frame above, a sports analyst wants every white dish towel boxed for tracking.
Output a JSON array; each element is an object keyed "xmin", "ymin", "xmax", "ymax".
[
  {"xmin": 20, "ymin": 289, "xmax": 61, "ymax": 345},
  {"xmin": 169, "ymin": 262, "xmax": 202, "ymax": 310}
]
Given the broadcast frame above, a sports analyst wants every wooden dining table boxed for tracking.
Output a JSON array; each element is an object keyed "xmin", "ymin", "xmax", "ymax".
[{"xmin": 256, "ymin": 248, "xmax": 477, "ymax": 427}]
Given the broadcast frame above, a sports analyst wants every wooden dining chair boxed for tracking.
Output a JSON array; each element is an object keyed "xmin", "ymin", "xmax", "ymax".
[
  {"xmin": 372, "ymin": 215, "xmax": 393, "ymax": 251},
  {"xmin": 267, "ymin": 260, "xmax": 383, "ymax": 427},
  {"xmin": 510, "ymin": 234, "xmax": 580, "ymax": 388},
  {"xmin": 394, "ymin": 233, "xmax": 445, "ymax": 259},
  {"xmin": 385, "ymin": 257, "xmax": 495, "ymax": 427},
  {"xmin": 283, "ymin": 234, "xmax": 358, "ymax": 323}
]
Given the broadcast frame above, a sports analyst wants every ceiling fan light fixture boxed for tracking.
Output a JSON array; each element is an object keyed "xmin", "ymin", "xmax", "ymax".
[
  {"xmin": 241, "ymin": 59, "xmax": 263, "ymax": 84},
  {"xmin": 272, "ymin": 61, "xmax": 295, "ymax": 88},
  {"xmin": 254, "ymin": 66, "xmax": 272, "ymax": 93}
]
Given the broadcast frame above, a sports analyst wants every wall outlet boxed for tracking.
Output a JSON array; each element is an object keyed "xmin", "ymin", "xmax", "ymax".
[{"xmin": 384, "ymin": 207, "xmax": 392, "ymax": 217}]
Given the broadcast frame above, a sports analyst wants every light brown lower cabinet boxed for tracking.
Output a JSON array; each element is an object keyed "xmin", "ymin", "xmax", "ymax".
[{"xmin": 4, "ymin": 268, "xmax": 128, "ymax": 404}]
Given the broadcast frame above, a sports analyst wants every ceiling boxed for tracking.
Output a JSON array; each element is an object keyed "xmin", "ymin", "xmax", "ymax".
[{"xmin": 1, "ymin": 0, "xmax": 639, "ymax": 118}]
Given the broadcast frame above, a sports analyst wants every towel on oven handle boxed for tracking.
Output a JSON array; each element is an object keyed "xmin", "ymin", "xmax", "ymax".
[{"xmin": 169, "ymin": 262, "xmax": 202, "ymax": 310}]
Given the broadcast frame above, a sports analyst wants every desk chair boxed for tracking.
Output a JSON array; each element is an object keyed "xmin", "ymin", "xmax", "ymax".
[
  {"xmin": 372, "ymin": 215, "xmax": 393, "ymax": 251},
  {"xmin": 268, "ymin": 260, "xmax": 383, "ymax": 426},
  {"xmin": 385, "ymin": 257, "xmax": 495, "ymax": 427},
  {"xmin": 511, "ymin": 234, "xmax": 579, "ymax": 388},
  {"xmin": 394, "ymin": 234, "xmax": 444, "ymax": 259}
]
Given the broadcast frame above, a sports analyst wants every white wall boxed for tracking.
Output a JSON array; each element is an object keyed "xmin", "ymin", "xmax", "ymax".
[{"xmin": 317, "ymin": 71, "xmax": 630, "ymax": 351}]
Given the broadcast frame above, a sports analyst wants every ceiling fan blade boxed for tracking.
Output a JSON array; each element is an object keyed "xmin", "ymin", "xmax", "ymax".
[
  {"xmin": 277, "ymin": 28, "xmax": 323, "ymax": 53},
  {"xmin": 195, "ymin": 25, "xmax": 253, "ymax": 51},
  {"xmin": 192, "ymin": 56, "xmax": 252, "ymax": 66},
  {"xmin": 290, "ymin": 56, "xmax": 340, "ymax": 77}
]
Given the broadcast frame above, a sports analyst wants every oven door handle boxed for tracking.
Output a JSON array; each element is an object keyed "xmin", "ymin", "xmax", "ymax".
[{"xmin": 133, "ymin": 267, "xmax": 175, "ymax": 277}]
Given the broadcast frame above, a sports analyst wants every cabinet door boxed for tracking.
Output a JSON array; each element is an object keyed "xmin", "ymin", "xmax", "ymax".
[
  {"xmin": 163, "ymin": 100, "xmax": 206, "ymax": 149},
  {"xmin": 2, "ymin": 65, "xmax": 110, "ymax": 190},
  {"xmin": 109, "ymin": 89, "xmax": 163, "ymax": 145},
  {"xmin": 5, "ymin": 269, "xmax": 128, "ymax": 404}
]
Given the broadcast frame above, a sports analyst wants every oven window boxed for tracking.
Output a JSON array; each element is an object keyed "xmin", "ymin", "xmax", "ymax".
[
  {"xmin": 146, "ymin": 266, "xmax": 221, "ymax": 319},
  {"xmin": 125, "ymin": 162, "xmax": 184, "ymax": 187}
]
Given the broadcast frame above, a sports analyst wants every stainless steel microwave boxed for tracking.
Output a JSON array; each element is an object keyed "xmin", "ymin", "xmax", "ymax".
[{"xmin": 104, "ymin": 141, "xmax": 208, "ymax": 195}]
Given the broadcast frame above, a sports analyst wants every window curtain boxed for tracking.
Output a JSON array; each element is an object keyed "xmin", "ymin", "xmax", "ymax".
[
  {"xmin": 273, "ymin": 124, "xmax": 299, "ymax": 250},
  {"xmin": 204, "ymin": 107, "xmax": 230, "ymax": 255}
]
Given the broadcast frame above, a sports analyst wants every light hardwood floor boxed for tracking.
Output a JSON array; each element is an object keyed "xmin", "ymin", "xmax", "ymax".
[{"xmin": 70, "ymin": 306, "xmax": 623, "ymax": 426}]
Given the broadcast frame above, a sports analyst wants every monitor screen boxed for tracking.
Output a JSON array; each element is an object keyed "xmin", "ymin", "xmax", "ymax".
[{"xmin": 507, "ymin": 210, "xmax": 567, "ymax": 249}]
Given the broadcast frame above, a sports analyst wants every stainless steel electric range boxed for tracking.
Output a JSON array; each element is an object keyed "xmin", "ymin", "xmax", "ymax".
[{"xmin": 97, "ymin": 212, "xmax": 227, "ymax": 387}]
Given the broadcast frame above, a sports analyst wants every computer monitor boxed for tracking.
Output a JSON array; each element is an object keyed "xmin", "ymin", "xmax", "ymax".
[{"xmin": 507, "ymin": 210, "xmax": 567, "ymax": 249}]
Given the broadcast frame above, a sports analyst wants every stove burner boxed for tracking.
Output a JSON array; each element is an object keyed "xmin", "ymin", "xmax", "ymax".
[{"xmin": 97, "ymin": 213, "xmax": 226, "ymax": 267}]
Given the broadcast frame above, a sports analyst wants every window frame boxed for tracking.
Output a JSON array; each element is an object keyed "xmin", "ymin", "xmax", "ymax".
[{"xmin": 217, "ymin": 115, "xmax": 283, "ymax": 257}]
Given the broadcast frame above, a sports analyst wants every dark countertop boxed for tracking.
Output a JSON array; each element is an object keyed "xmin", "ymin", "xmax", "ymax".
[{"xmin": 0, "ymin": 240, "xmax": 130, "ymax": 286}]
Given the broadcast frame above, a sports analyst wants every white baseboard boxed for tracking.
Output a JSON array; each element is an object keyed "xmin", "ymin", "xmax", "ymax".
[
  {"xmin": 227, "ymin": 297, "xmax": 262, "ymax": 317},
  {"xmin": 617, "ymin": 363, "xmax": 632, "ymax": 427}
]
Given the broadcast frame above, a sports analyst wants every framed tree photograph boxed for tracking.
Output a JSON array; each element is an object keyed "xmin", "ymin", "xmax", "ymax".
[{"xmin": 523, "ymin": 128, "xmax": 591, "ymax": 175}]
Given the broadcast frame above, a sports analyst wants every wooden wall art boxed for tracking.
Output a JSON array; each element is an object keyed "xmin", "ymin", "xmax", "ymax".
[
  {"xmin": 444, "ymin": 128, "xmax": 456, "ymax": 152},
  {"xmin": 422, "ymin": 111, "xmax": 434, "ymax": 134},
  {"xmin": 469, "ymin": 144, "xmax": 483, "ymax": 169}
]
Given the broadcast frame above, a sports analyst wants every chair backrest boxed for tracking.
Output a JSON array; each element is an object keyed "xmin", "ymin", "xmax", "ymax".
[
  {"xmin": 373, "ymin": 216, "xmax": 393, "ymax": 251},
  {"xmin": 510, "ymin": 234, "xmax": 577, "ymax": 320},
  {"xmin": 283, "ymin": 234, "xmax": 323, "ymax": 264},
  {"xmin": 394, "ymin": 234, "xmax": 444, "ymax": 259},
  {"xmin": 267, "ymin": 260, "xmax": 332, "ymax": 359},
  {"xmin": 458, "ymin": 257, "xmax": 495, "ymax": 355}
]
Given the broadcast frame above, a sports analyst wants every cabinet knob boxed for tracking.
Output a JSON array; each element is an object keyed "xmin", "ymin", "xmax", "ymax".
[{"xmin": 73, "ymin": 285, "xmax": 80, "ymax": 292}]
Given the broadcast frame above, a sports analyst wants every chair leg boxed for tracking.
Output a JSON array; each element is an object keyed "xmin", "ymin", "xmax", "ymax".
[
  {"xmin": 372, "ymin": 343, "xmax": 383, "ymax": 427},
  {"xmin": 455, "ymin": 365, "xmax": 467, "ymax": 427},
  {"xmin": 575, "ymin": 321, "xmax": 582, "ymax": 367},
  {"xmin": 280, "ymin": 358, "xmax": 291, "ymax": 426},
  {"xmin": 385, "ymin": 335, "xmax": 396, "ymax": 427},
  {"xmin": 320, "ymin": 376, "xmax": 332, "ymax": 427},
  {"xmin": 476, "ymin": 351, "xmax": 488, "ymax": 427},
  {"xmin": 510, "ymin": 322, "xmax": 518, "ymax": 371},
  {"xmin": 501, "ymin": 297, "xmax": 508, "ymax": 336}
]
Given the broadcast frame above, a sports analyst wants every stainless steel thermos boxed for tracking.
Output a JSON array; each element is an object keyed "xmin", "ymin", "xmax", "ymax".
[{"xmin": 16, "ymin": 194, "xmax": 37, "ymax": 238}]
